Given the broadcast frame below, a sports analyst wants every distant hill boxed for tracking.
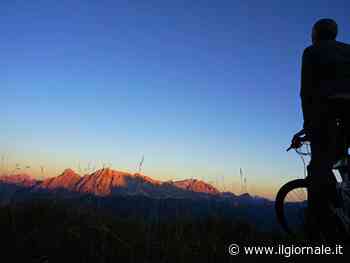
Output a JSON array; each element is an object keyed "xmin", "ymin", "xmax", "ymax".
[{"xmin": 0, "ymin": 173, "xmax": 36, "ymax": 187}]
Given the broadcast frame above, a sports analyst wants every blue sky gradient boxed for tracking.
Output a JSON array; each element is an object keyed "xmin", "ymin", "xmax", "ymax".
[{"xmin": 1, "ymin": 0, "xmax": 349, "ymax": 198}]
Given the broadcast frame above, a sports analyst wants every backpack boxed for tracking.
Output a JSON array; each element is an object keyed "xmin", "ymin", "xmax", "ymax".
[{"xmin": 320, "ymin": 78, "xmax": 350, "ymax": 99}]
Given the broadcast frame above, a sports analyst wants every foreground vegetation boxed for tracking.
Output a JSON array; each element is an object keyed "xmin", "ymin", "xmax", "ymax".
[{"xmin": 0, "ymin": 198, "xmax": 283, "ymax": 262}]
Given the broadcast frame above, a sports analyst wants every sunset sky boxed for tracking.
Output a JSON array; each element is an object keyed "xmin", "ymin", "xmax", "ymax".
[{"xmin": 1, "ymin": 1, "xmax": 349, "ymax": 199}]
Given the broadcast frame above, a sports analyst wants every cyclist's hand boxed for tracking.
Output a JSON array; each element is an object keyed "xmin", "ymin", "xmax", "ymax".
[
  {"xmin": 287, "ymin": 134, "xmax": 303, "ymax": 151},
  {"xmin": 291, "ymin": 135, "xmax": 303, "ymax": 149}
]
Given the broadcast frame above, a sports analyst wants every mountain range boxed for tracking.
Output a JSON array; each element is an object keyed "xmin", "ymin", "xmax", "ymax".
[
  {"xmin": 0, "ymin": 168, "xmax": 234, "ymax": 199},
  {"xmin": 0, "ymin": 168, "xmax": 281, "ymax": 232}
]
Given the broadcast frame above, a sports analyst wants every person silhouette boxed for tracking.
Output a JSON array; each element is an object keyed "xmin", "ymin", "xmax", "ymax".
[{"xmin": 292, "ymin": 18, "xmax": 350, "ymax": 240}]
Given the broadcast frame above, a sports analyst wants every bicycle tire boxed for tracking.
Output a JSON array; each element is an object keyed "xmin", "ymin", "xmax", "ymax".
[{"xmin": 275, "ymin": 179, "xmax": 308, "ymax": 235}]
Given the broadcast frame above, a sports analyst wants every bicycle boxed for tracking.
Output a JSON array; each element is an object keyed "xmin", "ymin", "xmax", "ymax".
[{"xmin": 275, "ymin": 115, "xmax": 350, "ymax": 238}]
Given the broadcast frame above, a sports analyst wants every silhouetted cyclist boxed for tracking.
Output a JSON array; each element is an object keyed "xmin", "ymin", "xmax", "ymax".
[{"xmin": 292, "ymin": 18, "xmax": 350, "ymax": 240}]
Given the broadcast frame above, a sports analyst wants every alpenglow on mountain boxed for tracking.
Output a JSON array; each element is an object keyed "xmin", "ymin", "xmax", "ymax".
[{"xmin": 0, "ymin": 168, "xmax": 224, "ymax": 199}]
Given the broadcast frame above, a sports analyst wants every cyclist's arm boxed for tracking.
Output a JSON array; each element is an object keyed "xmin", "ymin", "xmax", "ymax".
[{"xmin": 294, "ymin": 128, "xmax": 306, "ymax": 138}]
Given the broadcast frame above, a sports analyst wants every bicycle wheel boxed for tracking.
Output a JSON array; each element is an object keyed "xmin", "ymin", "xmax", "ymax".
[{"xmin": 275, "ymin": 179, "xmax": 308, "ymax": 236}]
